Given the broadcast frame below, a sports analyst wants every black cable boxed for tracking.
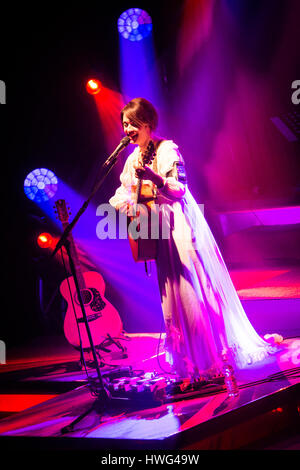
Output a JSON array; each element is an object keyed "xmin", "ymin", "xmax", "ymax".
[
  {"xmin": 156, "ymin": 317, "xmax": 177, "ymax": 376},
  {"xmin": 144, "ymin": 260, "xmax": 152, "ymax": 277},
  {"xmin": 86, "ymin": 333, "xmax": 133, "ymax": 371}
]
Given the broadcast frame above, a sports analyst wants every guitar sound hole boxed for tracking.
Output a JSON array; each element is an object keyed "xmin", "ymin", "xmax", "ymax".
[
  {"xmin": 74, "ymin": 288, "xmax": 106, "ymax": 311},
  {"xmin": 81, "ymin": 289, "xmax": 93, "ymax": 304},
  {"xmin": 75, "ymin": 289, "xmax": 93, "ymax": 305}
]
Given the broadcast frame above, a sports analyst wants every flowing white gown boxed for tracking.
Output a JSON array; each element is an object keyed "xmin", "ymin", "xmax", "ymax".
[{"xmin": 109, "ymin": 140, "xmax": 278, "ymax": 378}]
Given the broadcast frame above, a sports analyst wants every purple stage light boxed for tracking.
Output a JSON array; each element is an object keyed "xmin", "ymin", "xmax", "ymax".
[
  {"xmin": 24, "ymin": 168, "xmax": 58, "ymax": 203},
  {"xmin": 117, "ymin": 8, "xmax": 152, "ymax": 41}
]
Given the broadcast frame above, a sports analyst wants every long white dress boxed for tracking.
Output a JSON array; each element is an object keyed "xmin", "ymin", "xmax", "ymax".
[{"xmin": 109, "ymin": 140, "xmax": 278, "ymax": 378}]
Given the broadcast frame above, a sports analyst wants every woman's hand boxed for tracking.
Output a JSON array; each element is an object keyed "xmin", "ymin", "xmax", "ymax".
[
  {"xmin": 116, "ymin": 201, "xmax": 131, "ymax": 215},
  {"xmin": 133, "ymin": 162, "xmax": 155, "ymax": 180},
  {"xmin": 133, "ymin": 163, "xmax": 164, "ymax": 188}
]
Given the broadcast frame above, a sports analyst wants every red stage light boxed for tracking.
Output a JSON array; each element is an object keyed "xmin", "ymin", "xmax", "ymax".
[
  {"xmin": 37, "ymin": 232, "xmax": 54, "ymax": 248},
  {"xmin": 272, "ymin": 407, "xmax": 284, "ymax": 413},
  {"xmin": 86, "ymin": 79, "xmax": 102, "ymax": 95}
]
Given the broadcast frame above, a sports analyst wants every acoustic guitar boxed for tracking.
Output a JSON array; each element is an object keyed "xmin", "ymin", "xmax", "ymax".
[
  {"xmin": 55, "ymin": 199, "xmax": 123, "ymax": 349},
  {"xmin": 128, "ymin": 140, "xmax": 158, "ymax": 262}
]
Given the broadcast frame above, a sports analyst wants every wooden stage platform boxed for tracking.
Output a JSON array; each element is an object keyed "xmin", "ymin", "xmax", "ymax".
[{"xmin": 0, "ymin": 332, "xmax": 300, "ymax": 455}]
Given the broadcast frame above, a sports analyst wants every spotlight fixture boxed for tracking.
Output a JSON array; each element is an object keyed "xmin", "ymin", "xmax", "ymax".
[
  {"xmin": 86, "ymin": 79, "xmax": 102, "ymax": 95},
  {"xmin": 24, "ymin": 168, "xmax": 58, "ymax": 203},
  {"xmin": 37, "ymin": 232, "xmax": 54, "ymax": 249},
  {"xmin": 118, "ymin": 8, "xmax": 152, "ymax": 41}
]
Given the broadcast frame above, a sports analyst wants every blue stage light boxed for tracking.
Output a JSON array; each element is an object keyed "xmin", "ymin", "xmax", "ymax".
[
  {"xmin": 118, "ymin": 8, "xmax": 152, "ymax": 41},
  {"xmin": 24, "ymin": 168, "xmax": 58, "ymax": 203}
]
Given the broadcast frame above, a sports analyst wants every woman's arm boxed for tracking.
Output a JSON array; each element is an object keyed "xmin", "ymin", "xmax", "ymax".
[{"xmin": 109, "ymin": 157, "xmax": 134, "ymax": 211}]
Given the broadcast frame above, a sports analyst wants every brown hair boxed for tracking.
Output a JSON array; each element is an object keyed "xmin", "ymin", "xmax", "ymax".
[{"xmin": 121, "ymin": 97, "xmax": 158, "ymax": 131}]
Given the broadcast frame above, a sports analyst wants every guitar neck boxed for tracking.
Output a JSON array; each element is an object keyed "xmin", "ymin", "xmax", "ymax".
[
  {"xmin": 135, "ymin": 178, "xmax": 142, "ymax": 204},
  {"xmin": 61, "ymin": 223, "xmax": 86, "ymax": 290}
]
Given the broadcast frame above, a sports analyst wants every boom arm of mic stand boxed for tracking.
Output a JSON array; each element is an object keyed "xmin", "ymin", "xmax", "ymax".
[{"xmin": 52, "ymin": 155, "xmax": 119, "ymax": 259}]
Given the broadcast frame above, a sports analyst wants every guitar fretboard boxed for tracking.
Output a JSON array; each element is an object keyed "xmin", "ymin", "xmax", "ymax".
[{"xmin": 61, "ymin": 222, "xmax": 86, "ymax": 290}]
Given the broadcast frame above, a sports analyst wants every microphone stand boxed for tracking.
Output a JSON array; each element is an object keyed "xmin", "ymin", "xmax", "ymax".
[
  {"xmin": 51, "ymin": 137, "xmax": 130, "ymax": 434},
  {"xmin": 52, "ymin": 137, "xmax": 130, "ymax": 257}
]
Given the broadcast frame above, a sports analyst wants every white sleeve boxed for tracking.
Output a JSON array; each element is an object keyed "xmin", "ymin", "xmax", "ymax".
[
  {"xmin": 156, "ymin": 141, "xmax": 186, "ymax": 200},
  {"xmin": 109, "ymin": 156, "xmax": 133, "ymax": 209}
]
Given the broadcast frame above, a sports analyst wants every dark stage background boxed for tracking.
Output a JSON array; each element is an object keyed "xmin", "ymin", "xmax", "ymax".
[{"xmin": 1, "ymin": 1, "xmax": 299, "ymax": 348}]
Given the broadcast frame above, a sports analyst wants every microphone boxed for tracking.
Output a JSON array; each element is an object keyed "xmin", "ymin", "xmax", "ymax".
[{"xmin": 104, "ymin": 135, "xmax": 131, "ymax": 167}]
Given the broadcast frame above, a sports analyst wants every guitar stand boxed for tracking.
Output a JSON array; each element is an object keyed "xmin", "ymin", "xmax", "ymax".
[
  {"xmin": 100, "ymin": 333, "xmax": 128, "ymax": 357},
  {"xmin": 77, "ymin": 334, "xmax": 126, "ymax": 369},
  {"xmin": 78, "ymin": 347, "xmax": 106, "ymax": 370}
]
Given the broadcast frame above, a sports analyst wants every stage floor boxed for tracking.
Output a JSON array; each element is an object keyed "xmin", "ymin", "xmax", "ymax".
[{"xmin": 0, "ymin": 332, "xmax": 300, "ymax": 452}]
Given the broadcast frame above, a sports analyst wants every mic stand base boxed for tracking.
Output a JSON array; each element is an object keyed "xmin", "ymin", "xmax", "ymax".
[{"xmin": 60, "ymin": 388, "xmax": 110, "ymax": 435}]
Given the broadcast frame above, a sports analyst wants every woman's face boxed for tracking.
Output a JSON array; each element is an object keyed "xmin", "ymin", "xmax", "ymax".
[{"xmin": 122, "ymin": 111, "xmax": 152, "ymax": 148}]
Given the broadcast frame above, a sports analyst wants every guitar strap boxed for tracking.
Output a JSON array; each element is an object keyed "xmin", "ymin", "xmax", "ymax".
[{"xmin": 152, "ymin": 154, "xmax": 158, "ymax": 174}]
